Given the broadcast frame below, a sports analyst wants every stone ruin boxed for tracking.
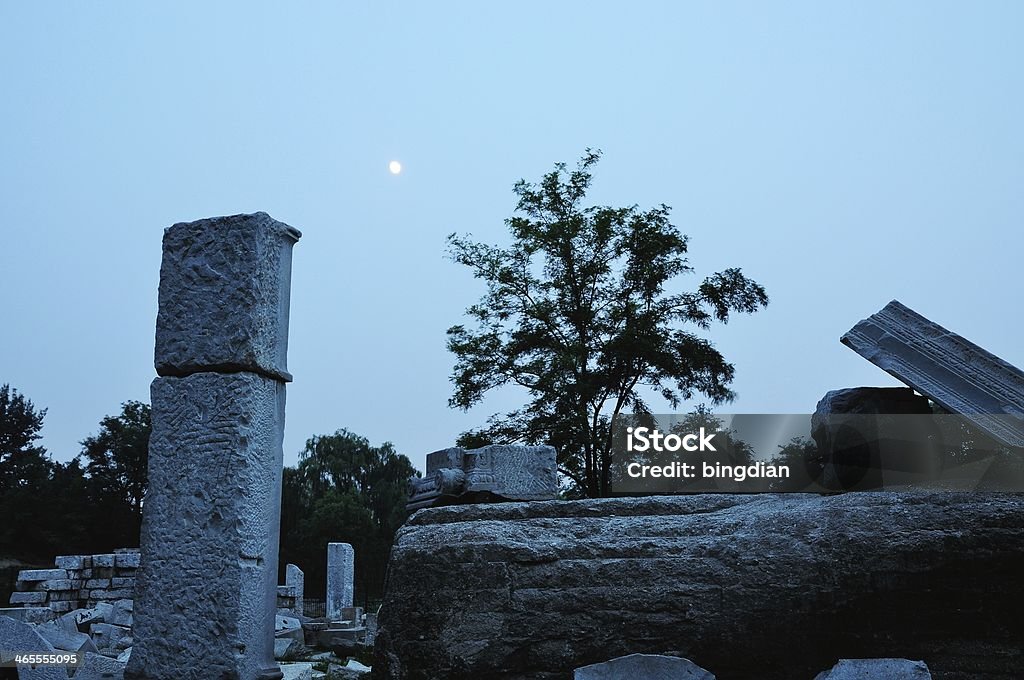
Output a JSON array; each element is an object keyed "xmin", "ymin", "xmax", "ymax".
[
  {"xmin": 5, "ymin": 550, "xmax": 139, "ymax": 614},
  {"xmin": 407, "ymin": 444, "xmax": 558, "ymax": 511},
  {"xmin": 3, "ymin": 218, "xmax": 1021, "ymax": 680},
  {"xmin": 126, "ymin": 212, "xmax": 301, "ymax": 680},
  {"xmin": 813, "ymin": 299, "xmax": 1024, "ymax": 490},
  {"xmin": 372, "ymin": 300, "xmax": 1024, "ymax": 678}
]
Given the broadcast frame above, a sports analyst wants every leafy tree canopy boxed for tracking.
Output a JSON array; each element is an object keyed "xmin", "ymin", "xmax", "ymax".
[{"xmin": 446, "ymin": 150, "xmax": 768, "ymax": 497}]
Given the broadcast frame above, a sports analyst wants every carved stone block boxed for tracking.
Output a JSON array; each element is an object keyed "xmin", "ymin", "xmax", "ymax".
[
  {"xmin": 842, "ymin": 300, "xmax": 1024, "ymax": 447},
  {"xmin": 155, "ymin": 212, "xmax": 301, "ymax": 382}
]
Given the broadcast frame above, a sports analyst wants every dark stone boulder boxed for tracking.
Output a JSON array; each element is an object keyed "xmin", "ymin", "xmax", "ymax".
[
  {"xmin": 375, "ymin": 493, "xmax": 1024, "ymax": 680},
  {"xmin": 811, "ymin": 387, "xmax": 938, "ymax": 490}
]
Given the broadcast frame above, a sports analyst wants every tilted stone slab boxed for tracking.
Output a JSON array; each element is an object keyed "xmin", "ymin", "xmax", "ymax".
[
  {"xmin": 841, "ymin": 300, "xmax": 1024, "ymax": 447},
  {"xmin": 125, "ymin": 372, "xmax": 286, "ymax": 680},
  {"xmin": 154, "ymin": 212, "xmax": 301, "ymax": 382}
]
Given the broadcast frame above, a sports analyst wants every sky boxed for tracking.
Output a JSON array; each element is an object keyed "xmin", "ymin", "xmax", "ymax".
[{"xmin": 1, "ymin": 2, "xmax": 1022, "ymax": 474}]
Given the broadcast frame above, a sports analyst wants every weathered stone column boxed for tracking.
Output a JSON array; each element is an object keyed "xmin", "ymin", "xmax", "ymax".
[
  {"xmin": 326, "ymin": 543, "xmax": 354, "ymax": 621},
  {"xmin": 126, "ymin": 213, "xmax": 300, "ymax": 680}
]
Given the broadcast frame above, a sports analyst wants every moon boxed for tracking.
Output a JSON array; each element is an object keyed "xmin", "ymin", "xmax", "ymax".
[{"xmin": 388, "ymin": 160, "xmax": 402, "ymax": 175}]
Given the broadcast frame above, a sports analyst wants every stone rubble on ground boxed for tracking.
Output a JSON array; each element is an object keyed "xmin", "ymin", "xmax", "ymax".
[
  {"xmin": 813, "ymin": 658, "xmax": 932, "ymax": 679},
  {"xmin": 574, "ymin": 653, "xmax": 715, "ymax": 679}
]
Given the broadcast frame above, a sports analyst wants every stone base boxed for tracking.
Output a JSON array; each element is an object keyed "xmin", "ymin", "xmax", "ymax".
[{"xmin": 376, "ymin": 493, "xmax": 1024, "ymax": 680}]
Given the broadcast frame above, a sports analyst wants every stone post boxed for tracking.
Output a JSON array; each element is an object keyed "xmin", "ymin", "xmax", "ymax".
[
  {"xmin": 326, "ymin": 543, "xmax": 354, "ymax": 621},
  {"xmin": 285, "ymin": 564, "xmax": 304, "ymax": 616},
  {"xmin": 126, "ymin": 213, "xmax": 300, "ymax": 680}
]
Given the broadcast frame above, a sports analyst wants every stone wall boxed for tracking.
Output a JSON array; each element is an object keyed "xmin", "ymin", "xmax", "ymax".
[{"xmin": 7, "ymin": 548, "xmax": 139, "ymax": 613}]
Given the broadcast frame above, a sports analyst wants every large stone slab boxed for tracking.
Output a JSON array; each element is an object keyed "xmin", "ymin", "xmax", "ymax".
[
  {"xmin": 0, "ymin": 616, "xmax": 68, "ymax": 680},
  {"xmin": 375, "ymin": 493, "xmax": 1024, "ymax": 680},
  {"xmin": 125, "ymin": 372, "xmax": 286, "ymax": 680},
  {"xmin": 327, "ymin": 543, "xmax": 354, "ymax": 621},
  {"xmin": 154, "ymin": 212, "xmax": 301, "ymax": 382},
  {"xmin": 841, "ymin": 300, "xmax": 1024, "ymax": 447},
  {"xmin": 0, "ymin": 609, "xmax": 54, "ymax": 625}
]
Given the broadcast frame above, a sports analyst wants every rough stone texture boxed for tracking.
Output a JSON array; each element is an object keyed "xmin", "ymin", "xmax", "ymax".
[
  {"xmin": 36, "ymin": 621, "xmax": 97, "ymax": 654},
  {"xmin": 279, "ymin": 663, "xmax": 313, "ymax": 680},
  {"xmin": 125, "ymin": 372, "xmax": 286, "ymax": 680},
  {"xmin": 73, "ymin": 652, "xmax": 126, "ymax": 680},
  {"xmin": 17, "ymin": 570, "xmax": 68, "ymax": 582},
  {"xmin": 154, "ymin": 212, "xmax": 301, "ymax": 382},
  {"xmin": 0, "ymin": 615, "xmax": 68, "ymax": 680},
  {"xmin": 0, "ymin": 608, "xmax": 55, "ymax": 625},
  {"xmin": 327, "ymin": 543, "xmax": 354, "ymax": 620},
  {"xmin": 813, "ymin": 658, "xmax": 932, "ymax": 679},
  {"xmin": 408, "ymin": 445, "xmax": 557, "ymax": 511},
  {"xmin": 574, "ymin": 654, "xmax": 715, "ymax": 679},
  {"xmin": 375, "ymin": 493, "xmax": 1024, "ymax": 680},
  {"xmin": 842, "ymin": 300, "xmax": 1024, "ymax": 447},
  {"xmin": 286, "ymin": 564, "xmax": 304, "ymax": 616},
  {"xmin": 9, "ymin": 552, "xmax": 138, "ymax": 612}
]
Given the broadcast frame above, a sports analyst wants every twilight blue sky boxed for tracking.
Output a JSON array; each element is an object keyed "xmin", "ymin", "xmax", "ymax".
[{"xmin": 2, "ymin": 2, "xmax": 1022, "ymax": 474}]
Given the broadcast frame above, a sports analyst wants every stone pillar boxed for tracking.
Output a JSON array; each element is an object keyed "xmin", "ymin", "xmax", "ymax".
[
  {"xmin": 326, "ymin": 543, "xmax": 354, "ymax": 621},
  {"xmin": 285, "ymin": 564, "xmax": 304, "ymax": 616},
  {"xmin": 126, "ymin": 213, "xmax": 300, "ymax": 680}
]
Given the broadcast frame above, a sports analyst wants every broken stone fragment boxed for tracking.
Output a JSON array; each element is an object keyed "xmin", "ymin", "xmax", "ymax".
[
  {"xmin": 273, "ymin": 636, "xmax": 302, "ymax": 661},
  {"xmin": 574, "ymin": 654, "xmax": 715, "ymax": 679},
  {"xmin": 74, "ymin": 651, "xmax": 127, "ymax": 680},
  {"xmin": 0, "ymin": 615, "xmax": 68, "ymax": 680},
  {"xmin": 107, "ymin": 600, "xmax": 133, "ymax": 627},
  {"xmin": 279, "ymin": 663, "xmax": 314, "ymax": 680},
  {"xmin": 408, "ymin": 444, "xmax": 557, "ymax": 511},
  {"xmin": 813, "ymin": 658, "xmax": 932, "ymax": 679},
  {"xmin": 36, "ymin": 621, "xmax": 98, "ymax": 655},
  {"xmin": 90, "ymin": 623, "xmax": 132, "ymax": 653}
]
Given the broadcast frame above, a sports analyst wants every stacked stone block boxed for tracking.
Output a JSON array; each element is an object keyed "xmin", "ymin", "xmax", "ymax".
[
  {"xmin": 9, "ymin": 549, "xmax": 140, "ymax": 613},
  {"xmin": 127, "ymin": 212, "xmax": 300, "ymax": 680}
]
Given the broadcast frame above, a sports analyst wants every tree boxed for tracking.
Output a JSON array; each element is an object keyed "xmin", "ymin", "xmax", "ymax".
[
  {"xmin": 0, "ymin": 384, "xmax": 50, "ymax": 494},
  {"xmin": 279, "ymin": 429, "xmax": 417, "ymax": 606},
  {"xmin": 446, "ymin": 150, "xmax": 769, "ymax": 497},
  {"xmin": 78, "ymin": 401, "xmax": 152, "ymax": 548},
  {"xmin": 0, "ymin": 384, "xmax": 58, "ymax": 557}
]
